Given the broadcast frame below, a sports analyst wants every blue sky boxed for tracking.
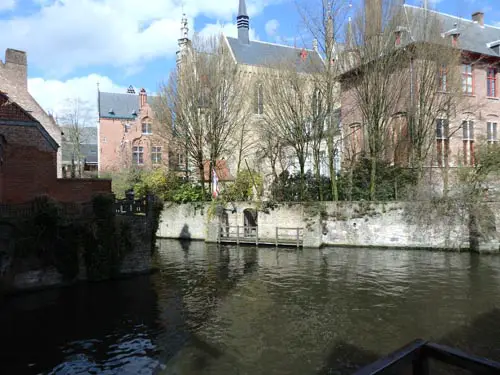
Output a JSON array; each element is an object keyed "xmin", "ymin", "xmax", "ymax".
[{"xmin": 0, "ymin": 0, "xmax": 497, "ymax": 122}]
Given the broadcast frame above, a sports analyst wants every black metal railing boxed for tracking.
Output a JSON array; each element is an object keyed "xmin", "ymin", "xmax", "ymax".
[
  {"xmin": 353, "ymin": 339, "xmax": 500, "ymax": 375},
  {"xmin": 115, "ymin": 199, "xmax": 147, "ymax": 216}
]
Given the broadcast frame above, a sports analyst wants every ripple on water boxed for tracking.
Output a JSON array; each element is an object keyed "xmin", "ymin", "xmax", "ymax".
[{"xmin": 3, "ymin": 242, "xmax": 500, "ymax": 375}]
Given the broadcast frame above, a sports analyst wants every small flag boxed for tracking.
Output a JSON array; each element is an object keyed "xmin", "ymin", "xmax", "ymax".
[{"xmin": 212, "ymin": 168, "xmax": 220, "ymax": 198}]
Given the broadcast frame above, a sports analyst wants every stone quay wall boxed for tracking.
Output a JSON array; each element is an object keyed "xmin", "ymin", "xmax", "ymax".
[{"xmin": 157, "ymin": 201, "xmax": 500, "ymax": 253}]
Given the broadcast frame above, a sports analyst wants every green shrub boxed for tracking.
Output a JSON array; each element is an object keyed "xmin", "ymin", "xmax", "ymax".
[{"xmin": 222, "ymin": 170, "xmax": 263, "ymax": 201}]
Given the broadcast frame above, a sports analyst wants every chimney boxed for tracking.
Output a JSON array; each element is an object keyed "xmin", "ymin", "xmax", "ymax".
[
  {"xmin": 3, "ymin": 49, "xmax": 27, "ymax": 89},
  {"xmin": 365, "ymin": 0, "xmax": 382, "ymax": 40},
  {"xmin": 139, "ymin": 88, "xmax": 147, "ymax": 108},
  {"xmin": 472, "ymin": 11, "xmax": 484, "ymax": 26}
]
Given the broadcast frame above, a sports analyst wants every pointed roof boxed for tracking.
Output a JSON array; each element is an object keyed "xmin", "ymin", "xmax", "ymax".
[
  {"xmin": 238, "ymin": 0, "xmax": 248, "ymax": 18},
  {"xmin": 225, "ymin": 37, "xmax": 324, "ymax": 73}
]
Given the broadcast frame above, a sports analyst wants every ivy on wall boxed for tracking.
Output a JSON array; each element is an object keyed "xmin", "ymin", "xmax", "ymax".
[{"xmin": 11, "ymin": 195, "xmax": 135, "ymax": 283}]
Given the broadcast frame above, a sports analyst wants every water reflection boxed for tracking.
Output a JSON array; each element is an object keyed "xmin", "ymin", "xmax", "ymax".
[{"xmin": 1, "ymin": 240, "xmax": 500, "ymax": 374}]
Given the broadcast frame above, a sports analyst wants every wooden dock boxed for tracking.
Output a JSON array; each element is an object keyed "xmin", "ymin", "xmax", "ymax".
[{"xmin": 217, "ymin": 226, "xmax": 304, "ymax": 248}]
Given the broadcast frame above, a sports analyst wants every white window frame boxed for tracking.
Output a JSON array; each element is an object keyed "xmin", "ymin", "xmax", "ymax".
[
  {"xmin": 151, "ymin": 146, "xmax": 162, "ymax": 164},
  {"xmin": 133, "ymin": 146, "xmax": 144, "ymax": 165}
]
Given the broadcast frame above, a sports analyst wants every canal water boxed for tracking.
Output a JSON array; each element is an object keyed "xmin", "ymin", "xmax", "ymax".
[{"xmin": 2, "ymin": 239, "xmax": 500, "ymax": 375}]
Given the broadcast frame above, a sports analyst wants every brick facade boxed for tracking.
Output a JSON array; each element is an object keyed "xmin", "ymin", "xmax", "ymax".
[
  {"xmin": 0, "ymin": 48, "xmax": 63, "ymax": 177},
  {"xmin": 98, "ymin": 90, "xmax": 170, "ymax": 174},
  {"xmin": 0, "ymin": 93, "xmax": 111, "ymax": 203}
]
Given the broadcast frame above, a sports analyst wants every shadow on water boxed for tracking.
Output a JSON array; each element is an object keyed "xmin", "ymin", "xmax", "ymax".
[{"xmin": 317, "ymin": 308, "xmax": 500, "ymax": 375}]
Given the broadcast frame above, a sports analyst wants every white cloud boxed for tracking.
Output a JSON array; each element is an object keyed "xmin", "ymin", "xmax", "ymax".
[
  {"xmin": 0, "ymin": 0, "xmax": 15, "ymax": 12},
  {"xmin": 265, "ymin": 19, "xmax": 279, "ymax": 37},
  {"xmin": 28, "ymin": 74, "xmax": 127, "ymax": 124},
  {"xmin": 198, "ymin": 21, "xmax": 259, "ymax": 40},
  {"xmin": 0, "ymin": 0, "xmax": 281, "ymax": 78}
]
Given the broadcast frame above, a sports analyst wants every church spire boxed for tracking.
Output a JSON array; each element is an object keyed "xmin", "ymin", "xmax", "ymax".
[
  {"xmin": 237, "ymin": 0, "xmax": 250, "ymax": 44},
  {"xmin": 176, "ymin": 13, "xmax": 190, "ymax": 69}
]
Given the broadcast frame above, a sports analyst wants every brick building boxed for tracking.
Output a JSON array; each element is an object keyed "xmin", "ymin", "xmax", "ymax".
[
  {"xmin": 98, "ymin": 87, "xmax": 169, "ymax": 174},
  {"xmin": 341, "ymin": 3, "xmax": 500, "ymax": 173},
  {"xmin": 0, "ymin": 91, "xmax": 110, "ymax": 203},
  {"xmin": 0, "ymin": 48, "xmax": 63, "ymax": 177}
]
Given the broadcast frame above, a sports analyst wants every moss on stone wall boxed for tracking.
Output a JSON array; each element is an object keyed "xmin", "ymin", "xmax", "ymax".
[{"xmin": 10, "ymin": 194, "xmax": 135, "ymax": 283}]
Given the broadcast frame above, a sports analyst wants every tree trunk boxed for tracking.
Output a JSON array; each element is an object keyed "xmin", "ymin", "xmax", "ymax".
[
  {"xmin": 299, "ymin": 158, "xmax": 306, "ymax": 201},
  {"xmin": 313, "ymin": 152, "xmax": 323, "ymax": 201},
  {"xmin": 328, "ymin": 135, "xmax": 338, "ymax": 201},
  {"xmin": 369, "ymin": 156, "xmax": 377, "ymax": 201}
]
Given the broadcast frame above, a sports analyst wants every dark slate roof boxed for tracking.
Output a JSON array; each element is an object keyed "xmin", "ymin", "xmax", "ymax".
[
  {"xmin": 403, "ymin": 4, "xmax": 500, "ymax": 57},
  {"xmin": 60, "ymin": 126, "xmax": 97, "ymax": 144},
  {"xmin": 61, "ymin": 142, "xmax": 97, "ymax": 164},
  {"xmin": 225, "ymin": 36, "xmax": 324, "ymax": 73},
  {"xmin": 98, "ymin": 92, "xmax": 156, "ymax": 119}
]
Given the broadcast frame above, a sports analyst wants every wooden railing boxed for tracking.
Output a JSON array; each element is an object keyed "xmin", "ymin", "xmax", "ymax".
[
  {"xmin": 217, "ymin": 225, "xmax": 303, "ymax": 247},
  {"xmin": 353, "ymin": 339, "xmax": 500, "ymax": 375},
  {"xmin": 114, "ymin": 199, "xmax": 147, "ymax": 216}
]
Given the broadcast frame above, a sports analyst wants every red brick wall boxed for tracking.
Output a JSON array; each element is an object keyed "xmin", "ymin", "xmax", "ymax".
[
  {"xmin": 1, "ymin": 144, "xmax": 56, "ymax": 203},
  {"xmin": 52, "ymin": 179, "xmax": 112, "ymax": 203},
  {"xmin": 0, "ymin": 123, "xmax": 112, "ymax": 203}
]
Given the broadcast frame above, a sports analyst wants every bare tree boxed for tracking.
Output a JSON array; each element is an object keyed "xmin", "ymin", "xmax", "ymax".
[
  {"xmin": 261, "ymin": 60, "xmax": 324, "ymax": 200},
  {"xmin": 158, "ymin": 35, "xmax": 251, "ymax": 194},
  {"xmin": 339, "ymin": 0, "xmax": 412, "ymax": 200},
  {"xmin": 296, "ymin": 0, "xmax": 347, "ymax": 200},
  {"xmin": 59, "ymin": 97, "xmax": 93, "ymax": 178}
]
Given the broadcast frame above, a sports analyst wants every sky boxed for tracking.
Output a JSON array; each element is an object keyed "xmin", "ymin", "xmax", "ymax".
[{"xmin": 0, "ymin": 0, "xmax": 498, "ymax": 125}]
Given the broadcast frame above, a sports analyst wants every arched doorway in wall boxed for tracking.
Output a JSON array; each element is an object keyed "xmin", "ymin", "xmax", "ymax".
[{"xmin": 243, "ymin": 208, "xmax": 257, "ymax": 237}]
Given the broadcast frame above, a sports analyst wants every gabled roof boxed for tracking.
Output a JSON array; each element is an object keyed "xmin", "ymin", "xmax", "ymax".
[
  {"xmin": 98, "ymin": 92, "xmax": 156, "ymax": 119},
  {"xmin": 403, "ymin": 5, "xmax": 500, "ymax": 58},
  {"xmin": 225, "ymin": 36, "xmax": 325, "ymax": 73},
  {"xmin": 0, "ymin": 91, "xmax": 59, "ymax": 151},
  {"xmin": 61, "ymin": 142, "xmax": 97, "ymax": 164},
  {"xmin": 60, "ymin": 126, "xmax": 97, "ymax": 144}
]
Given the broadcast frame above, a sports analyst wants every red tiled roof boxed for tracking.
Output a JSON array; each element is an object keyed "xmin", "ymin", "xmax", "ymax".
[{"xmin": 203, "ymin": 160, "xmax": 234, "ymax": 182}]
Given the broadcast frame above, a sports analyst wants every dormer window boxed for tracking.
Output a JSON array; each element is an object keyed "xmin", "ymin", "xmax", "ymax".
[
  {"xmin": 108, "ymin": 108, "xmax": 114, "ymax": 115},
  {"xmin": 487, "ymin": 40, "xmax": 500, "ymax": 56},
  {"xmin": 142, "ymin": 121, "xmax": 152, "ymax": 135},
  {"xmin": 132, "ymin": 110, "xmax": 137, "ymax": 116}
]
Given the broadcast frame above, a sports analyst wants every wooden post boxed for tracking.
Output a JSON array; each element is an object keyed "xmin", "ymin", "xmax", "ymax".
[
  {"xmin": 296, "ymin": 228, "xmax": 300, "ymax": 248},
  {"xmin": 237, "ymin": 225, "xmax": 240, "ymax": 245},
  {"xmin": 256, "ymin": 226, "xmax": 259, "ymax": 246},
  {"xmin": 275, "ymin": 227, "xmax": 278, "ymax": 247}
]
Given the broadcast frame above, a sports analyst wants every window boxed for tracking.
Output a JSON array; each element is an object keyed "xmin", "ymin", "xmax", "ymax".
[
  {"xmin": 254, "ymin": 84, "xmax": 264, "ymax": 114},
  {"xmin": 438, "ymin": 65, "xmax": 447, "ymax": 91},
  {"xmin": 487, "ymin": 122, "xmax": 498, "ymax": 144},
  {"xmin": 133, "ymin": 146, "xmax": 144, "ymax": 165},
  {"xmin": 124, "ymin": 122, "xmax": 131, "ymax": 133},
  {"xmin": 142, "ymin": 122, "xmax": 152, "ymax": 135},
  {"xmin": 436, "ymin": 119, "xmax": 449, "ymax": 167},
  {"xmin": 462, "ymin": 120, "xmax": 475, "ymax": 165},
  {"xmin": 487, "ymin": 68, "xmax": 497, "ymax": 97},
  {"xmin": 178, "ymin": 153, "xmax": 186, "ymax": 168},
  {"xmin": 312, "ymin": 88, "xmax": 322, "ymax": 118},
  {"xmin": 462, "ymin": 64, "xmax": 473, "ymax": 94},
  {"xmin": 151, "ymin": 146, "xmax": 162, "ymax": 164}
]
